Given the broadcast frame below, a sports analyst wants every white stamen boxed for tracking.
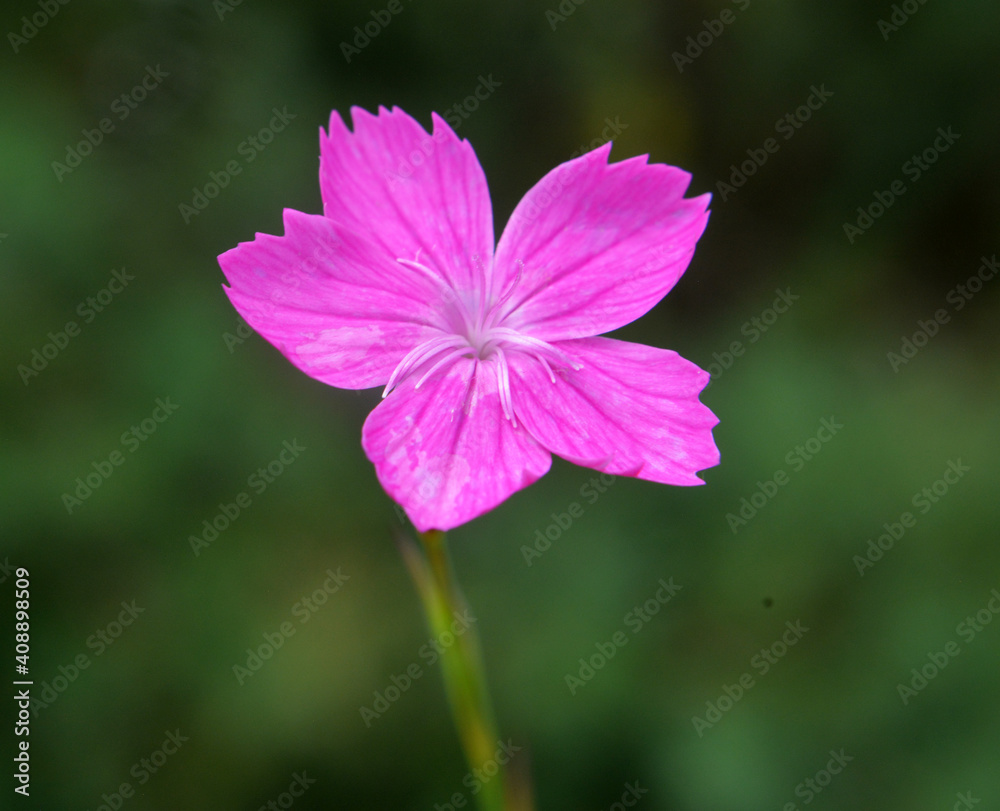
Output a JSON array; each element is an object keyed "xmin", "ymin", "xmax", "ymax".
[
  {"xmin": 382, "ymin": 255, "xmax": 583, "ymax": 414},
  {"xmin": 415, "ymin": 346, "xmax": 470, "ymax": 390},
  {"xmin": 382, "ymin": 333, "xmax": 467, "ymax": 397},
  {"xmin": 485, "ymin": 327, "xmax": 583, "ymax": 370},
  {"xmin": 494, "ymin": 346, "xmax": 516, "ymax": 426},
  {"xmin": 396, "ymin": 257, "xmax": 448, "ymax": 290},
  {"xmin": 486, "ymin": 259, "xmax": 524, "ymax": 327},
  {"xmin": 537, "ymin": 355, "xmax": 556, "ymax": 383}
]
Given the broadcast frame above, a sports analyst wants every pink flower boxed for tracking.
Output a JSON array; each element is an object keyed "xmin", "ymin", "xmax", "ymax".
[{"xmin": 219, "ymin": 106, "xmax": 719, "ymax": 532}]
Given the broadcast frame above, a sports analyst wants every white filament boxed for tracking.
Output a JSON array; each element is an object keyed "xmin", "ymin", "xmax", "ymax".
[{"xmin": 383, "ymin": 256, "xmax": 579, "ymax": 422}]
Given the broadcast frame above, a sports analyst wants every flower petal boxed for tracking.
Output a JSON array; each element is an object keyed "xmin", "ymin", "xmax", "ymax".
[
  {"xmin": 509, "ymin": 337, "xmax": 719, "ymax": 484},
  {"xmin": 320, "ymin": 106, "xmax": 495, "ymax": 294},
  {"xmin": 493, "ymin": 144, "xmax": 710, "ymax": 341},
  {"xmin": 361, "ymin": 358, "xmax": 551, "ymax": 532},
  {"xmin": 219, "ymin": 208, "xmax": 448, "ymax": 389}
]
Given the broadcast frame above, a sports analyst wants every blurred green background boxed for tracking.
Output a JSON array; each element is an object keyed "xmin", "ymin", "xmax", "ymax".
[{"xmin": 2, "ymin": 0, "xmax": 999, "ymax": 809}]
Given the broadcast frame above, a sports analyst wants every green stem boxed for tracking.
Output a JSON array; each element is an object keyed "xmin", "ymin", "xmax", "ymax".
[{"xmin": 399, "ymin": 529, "xmax": 506, "ymax": 811}]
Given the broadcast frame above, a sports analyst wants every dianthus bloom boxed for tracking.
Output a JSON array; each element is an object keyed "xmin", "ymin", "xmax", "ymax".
[{"xmin": 219, "ymin": 106, "xmax": 718, "ymax": 531}]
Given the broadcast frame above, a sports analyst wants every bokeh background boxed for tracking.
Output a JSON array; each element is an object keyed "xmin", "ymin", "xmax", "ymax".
[{"xmin": 3, "ymin": 0, "xmax": 999, "ymax": 808}]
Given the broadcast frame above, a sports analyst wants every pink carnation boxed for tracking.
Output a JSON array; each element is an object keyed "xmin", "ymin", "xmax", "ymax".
[{"xmin": 219, "ymin": 106, "xmax": 719, "ymax": 531}]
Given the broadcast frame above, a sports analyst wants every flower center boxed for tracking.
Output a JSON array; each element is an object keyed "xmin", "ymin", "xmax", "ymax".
[{"xmin": 383, "ymin": 257, "xmax": 581, "ymax": 424}]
